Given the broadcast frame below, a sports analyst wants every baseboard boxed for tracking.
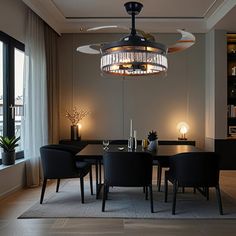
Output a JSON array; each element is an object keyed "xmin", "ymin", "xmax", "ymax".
[{"xmin": 0, "ymin": 184, "xmax": 24, "ymax": 200}]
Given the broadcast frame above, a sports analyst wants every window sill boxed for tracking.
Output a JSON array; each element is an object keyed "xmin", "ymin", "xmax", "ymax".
[{"xmin": 0, "ymin": 158, "xmax": 26, "ymax": 171}]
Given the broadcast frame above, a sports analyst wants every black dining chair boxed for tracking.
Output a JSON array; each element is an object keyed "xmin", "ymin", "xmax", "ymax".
[
  {"xmin": 102, "ymin": 152, "xmax": 154, "ymax": 213},
  {"xmin": 40, "ymin": 144, "xmax": 93, "ymax": 204},
  {"xmin": 164, "ymin": 152, "xmax": 223, "ymax": 215},
  {"xmin": 155, "ymin": 141, "xmax": 196, "ymax": 192}
]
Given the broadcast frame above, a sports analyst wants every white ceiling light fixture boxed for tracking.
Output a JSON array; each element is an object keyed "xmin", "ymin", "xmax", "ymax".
[{"xmin": 77, "ymin": 1, "xmax": 196, "ymax": 77}]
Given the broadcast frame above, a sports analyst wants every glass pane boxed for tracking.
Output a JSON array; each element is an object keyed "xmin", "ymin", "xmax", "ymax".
[
  {"xmin": 0, "ymin": 41, "xmax": 3, "ymax": 137},
  {"xmin": 14, "ymin": 48, "xmax": 24, "ymax": 151}
]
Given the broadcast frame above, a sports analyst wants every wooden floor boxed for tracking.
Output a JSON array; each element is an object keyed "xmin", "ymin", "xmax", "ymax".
[{"xmin": 0, "ymin": 169, "xmax": 236, "ymax": 236}]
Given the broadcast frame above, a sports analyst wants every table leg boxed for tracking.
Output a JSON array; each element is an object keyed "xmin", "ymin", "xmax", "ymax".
[
  {"xmin": 157, "ymin": 165, "xmax": 162, "ymax": 192},
  {"xmin": 95, "ymin": 160, "xmax": 99, "ymax": 199},
  {"xmin": 95, "ymin": 159, "xmax": 103, "ymax": 199},
  {"xmin": 99, "ymin": 159, "xmax": 102, "ymax": 184}
]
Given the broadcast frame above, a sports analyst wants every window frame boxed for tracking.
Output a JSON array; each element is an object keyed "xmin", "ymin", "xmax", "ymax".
[{"xmin": 0, "ymin": 31, "xmax": 25, "ymax": 163}]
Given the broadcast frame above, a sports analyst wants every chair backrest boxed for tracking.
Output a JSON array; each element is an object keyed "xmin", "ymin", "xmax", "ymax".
[
  {"xmin": 40, "ymin": 145, "xmax": 78, "ymax": 179},
  {"xmin": 169, "ymin": 152, "xmax": 220, "ymax": 187},
  {"xmin": 103, "ymin": 152, "xmax": 153, "ymax": 187}
]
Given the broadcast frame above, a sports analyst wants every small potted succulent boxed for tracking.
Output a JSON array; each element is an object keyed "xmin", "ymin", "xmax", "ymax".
[
  {"xmin": 0, "ymin": 136, "xmax": 20, "ymax": 165},
  {"xmin": 147, "ymin": 130, "xmax": 158, "ymax": 151}
]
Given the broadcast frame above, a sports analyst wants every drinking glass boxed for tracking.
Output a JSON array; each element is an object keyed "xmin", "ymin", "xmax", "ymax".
[{"xmin": 103, "ymin": 140, "xmax": 110, "ymax": 150}]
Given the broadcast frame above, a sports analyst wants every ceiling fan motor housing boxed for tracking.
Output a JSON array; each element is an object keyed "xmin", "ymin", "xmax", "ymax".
[{"xmin": 124, "ymin": 2, "xmax": 143, "ymax": 15}]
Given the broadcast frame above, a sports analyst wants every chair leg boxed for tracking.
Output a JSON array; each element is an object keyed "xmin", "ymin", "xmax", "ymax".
[
  {"xmin": 56, "ymin": 179, "xmax": 60, "ymax": 192},
  {"xmin": 106, "ymin": 185, "xmax": 109, "ymax": 200},
  {"xmin": 145, "ymin": 186, "xmax": 149, "ymax": 200},
  {"xmin": 157, "ymin": 165, "xmax": 162, "ymax": 192},
  {"xmin": 40, "ymin": 178, "xmax": 47, "ymax": 204},
  {"xmin": 149, "ymin": 184, "xmax": 154, "ymax": 213},
  {"xmin": 172, "ymin": 181, "xmax": 178, "ymax": 215},
  {"xmin": 193, "ymin": 187, "xmax": 196, "ymax": 194},
  {"xmin": 95, "ymin": 161, "xmax": 99, "ymax": 199},
  {"xmin": 99, "ymin": 160, "xmax": 102, "ymax": 185},
  {"xmin": 164, "ymin": 173, "xmax": 168, "ymax": 202},
  {"xmin": 80, "ymin": 177, "xmax": 85, "ymax": 204},
  {"xmin": 102, "ymin": 182, "xmax": 108, "ymax": 212},
  {"xmin": 143, "ymin": 186, "xmax": 146, "ymax": 193},
  {"xmin": 206, "ymin": 187, "xmax": 209, "ymax": 200},
  {"xmin": 215, "ymin": 185, "xmax": 223, "ymax": 215},
  {"xmin": 89, "ymin": 166, "xmax": 94, "ymax": 195},
  {"xmin": 182, "ymin": 187, "xmax": 185, "ymax": 193}
]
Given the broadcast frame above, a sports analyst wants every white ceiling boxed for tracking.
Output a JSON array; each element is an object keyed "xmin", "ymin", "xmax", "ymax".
[{"xmin": 22, "ymin": 0, "xmax": 236, "ymax": 34}]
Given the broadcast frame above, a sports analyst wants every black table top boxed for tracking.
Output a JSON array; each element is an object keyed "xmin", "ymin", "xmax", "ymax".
[{"xmin": 77, "ymin": 144, "xmax": 201, "ymax": 160}]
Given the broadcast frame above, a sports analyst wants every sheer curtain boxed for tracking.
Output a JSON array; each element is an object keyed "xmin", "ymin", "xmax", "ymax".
[{"xmin": 23, "ymin": 9, "xmax": 48, "ymax": 187}]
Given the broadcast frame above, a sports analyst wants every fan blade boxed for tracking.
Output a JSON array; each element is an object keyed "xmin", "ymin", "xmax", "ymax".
[
  {"xmin": 76, "ymin": 44, "xmax": 102, "ymax": 54},
  {"xmin": 87, "ymin": 26, "xmax": 155, "ymax": 42},
  {"xmin": 87, "ymin": 25, "xmax": 129, "ymax": 32},
  {"xmin": 167, "ymin": 29, "xmax": 195, "ymax": 54}
]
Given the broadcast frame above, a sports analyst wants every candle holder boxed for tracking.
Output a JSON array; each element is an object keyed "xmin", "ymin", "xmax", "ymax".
[{"xmin": 128, "ymin": 137, "xmax": 135, "ymax": 150}]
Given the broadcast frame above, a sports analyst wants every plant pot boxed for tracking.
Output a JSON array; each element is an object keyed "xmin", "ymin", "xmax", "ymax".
[
  {"xmin": 148, "ymin": 140, "xmax": 158, "ymax": 152},
  {"xmin": 2, "ymin": 151, "xmax": 16, "ymax": 165}
]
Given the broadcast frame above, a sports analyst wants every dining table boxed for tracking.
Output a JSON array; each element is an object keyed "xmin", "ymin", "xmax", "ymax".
[{"xmin": 76, "ymin": 144, "xmax": 201, "ymax": 198}]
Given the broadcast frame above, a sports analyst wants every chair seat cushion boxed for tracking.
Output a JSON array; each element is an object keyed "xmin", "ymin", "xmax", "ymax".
[{"xmin": 75, "ymin": 161, "xmax": 91, "ymax": 176}]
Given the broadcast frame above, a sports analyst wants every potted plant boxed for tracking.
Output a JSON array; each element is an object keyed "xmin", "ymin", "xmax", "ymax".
[
  {"xmin": 0, "ymin": 136, "xmax": 20, "ymax": 165},
  {"xmin": 147, "ymin": 130, "xmax": 158, "ymax": 151}
]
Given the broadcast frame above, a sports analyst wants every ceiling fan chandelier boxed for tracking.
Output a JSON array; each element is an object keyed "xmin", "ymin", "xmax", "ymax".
[{"xmin": 77, "ymin": 1, "xmax": 195, "ymax": 77}]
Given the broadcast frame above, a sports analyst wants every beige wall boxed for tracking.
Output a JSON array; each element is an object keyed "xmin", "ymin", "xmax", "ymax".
[
  {"xmin": 58, "ymin": 33, "xmax": 206, "ymax": 147},
  {"xmin": 0, "ymin": 0, "xmax": 27, "ymax": 43}
]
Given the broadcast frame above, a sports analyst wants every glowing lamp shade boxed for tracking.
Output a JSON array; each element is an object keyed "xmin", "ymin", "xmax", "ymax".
[{"xmin": 177, "ymin": 122, "xmax": 189, "ymax": 140}]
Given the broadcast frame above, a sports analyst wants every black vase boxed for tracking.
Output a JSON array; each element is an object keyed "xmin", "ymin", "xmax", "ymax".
[{"xmin": 71, "ymin": 125, "xmax": 79, "ymax": 140}]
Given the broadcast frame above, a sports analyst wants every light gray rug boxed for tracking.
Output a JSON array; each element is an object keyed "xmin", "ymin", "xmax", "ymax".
[{"xmin": 19, "ymin": 179, "xmax": 236, "ymax": 219}]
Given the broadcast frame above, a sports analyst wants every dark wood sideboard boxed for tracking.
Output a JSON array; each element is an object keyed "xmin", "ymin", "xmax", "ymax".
[
  {"xmin": 59, "ymin": 139, "xmax": 196, "ymax": 152},
  {"xmin": 215, "ymin": 139, "xmax": 236, "ymax": 170}
]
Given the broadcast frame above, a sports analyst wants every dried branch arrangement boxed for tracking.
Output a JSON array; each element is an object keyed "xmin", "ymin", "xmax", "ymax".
[{"xmin": 66, "ymin": 107, "xmax": 90, "ymax": 125}]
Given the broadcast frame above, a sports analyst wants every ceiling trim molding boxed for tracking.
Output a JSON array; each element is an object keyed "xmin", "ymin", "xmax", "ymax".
[
  {"xmin": 206, "ymin": 0, "xmax": 236, "ymax": 30},
  {"xmin": 66, "ymin": 16, "xmax": 204, "ymax": 20},
  {"xmin": 22, "ymin": 0, "xmax": 236, "ymax": 34},
  {"xmin": 202, "ymin": 0, "xmax": 219, "ymax": 17},
  {"xmin": 22, "ymin": 0, "xmax": 63, "ymax": 35}
]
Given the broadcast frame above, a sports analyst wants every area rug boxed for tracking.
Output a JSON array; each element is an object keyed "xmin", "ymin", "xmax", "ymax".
[{"xmin": 19, "ymin": 180, "xmax": 236, "ymax": 219}]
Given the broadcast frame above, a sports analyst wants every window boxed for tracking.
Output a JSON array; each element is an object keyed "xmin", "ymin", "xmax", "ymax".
[
  {"xmin": 14, "ymin": 48, "xmax": 24, "ymax": 151},
  {"xmin": 0, "ymin": 41, "xmax": 3, "ymax": 136},
  {"xmin": 0, "ymin": 31, "xmax": 25, "ymax": 159}
]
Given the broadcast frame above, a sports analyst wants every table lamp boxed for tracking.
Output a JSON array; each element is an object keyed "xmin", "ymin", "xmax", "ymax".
[{"xmin": 177, "ymin": 122, "xmax": 189, "ymax": 140}]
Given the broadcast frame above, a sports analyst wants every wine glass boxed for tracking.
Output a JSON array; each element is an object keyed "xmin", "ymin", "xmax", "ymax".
[{"xmin": 103, "ymin": 140, "xmax": 110, "ymax": 150}]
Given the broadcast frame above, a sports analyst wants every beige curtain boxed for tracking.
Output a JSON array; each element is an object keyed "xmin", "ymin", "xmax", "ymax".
[{"xmin": 44, "ymin": 24, "xmax": 60, "ymax": 144}]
